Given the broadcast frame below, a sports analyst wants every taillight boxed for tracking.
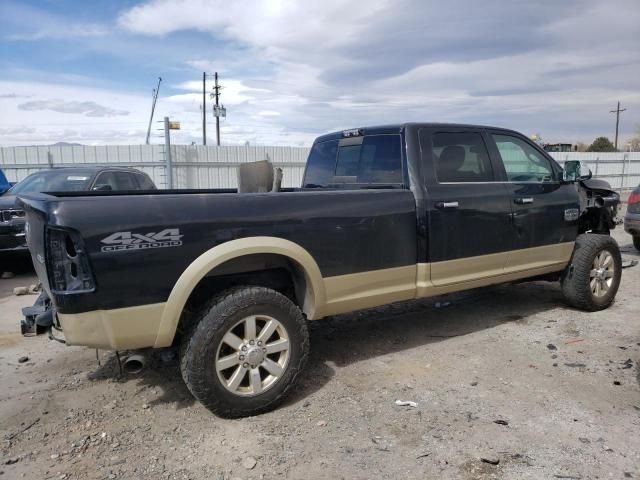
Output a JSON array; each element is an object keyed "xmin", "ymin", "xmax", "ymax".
[
  {"xmin": 47, "ymin": 227, "xmax": 95, "ymax": 293},
  {"xmin": 628, "ymin": 192, "xmax": 640, "ymax": 214}
]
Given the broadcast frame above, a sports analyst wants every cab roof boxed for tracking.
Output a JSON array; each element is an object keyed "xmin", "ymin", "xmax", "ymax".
[{"xmin": 313, "ymin": 123, "xmax": 521, "ymax": 143}]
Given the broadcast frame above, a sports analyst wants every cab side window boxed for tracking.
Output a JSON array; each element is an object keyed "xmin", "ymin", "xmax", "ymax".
[
  {"xmin": 492, "ymin": 134, "xmax": 554, "ymax": 183},
  {"xmin": 93, "ymin": 172, "xmax": 118, "ymax": 191},
  {"xmin": 93, "ymin": 172, "xmax": 138, "ymax": 191},
  {"xmin": 432, "ymin": 132, "xmax": 494, "ymax": 183},
  {"xmin": 113, "ymin": 172, "xmax": 138, "ymax": 190},
  {"xmin": 136, "ymin": 174, "xmax": 156, "ymax": 190}
]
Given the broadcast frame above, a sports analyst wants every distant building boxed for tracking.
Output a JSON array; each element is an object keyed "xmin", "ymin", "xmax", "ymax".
[{"xmin": 543, "ymin": 143, "xmax": 574, "ymax": 152}]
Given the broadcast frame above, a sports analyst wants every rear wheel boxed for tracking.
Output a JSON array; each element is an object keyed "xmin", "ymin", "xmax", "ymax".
[
  {"xmin": 561, "ymin": 234, "xmax": 622, "ymax": 311},
  {"xmin": 633, "ymin": 235, "xmax": 640, "ymax": 252},
  {"xmin": 180, "ymin": 286, "xmax": 309, "ymax": 418}
]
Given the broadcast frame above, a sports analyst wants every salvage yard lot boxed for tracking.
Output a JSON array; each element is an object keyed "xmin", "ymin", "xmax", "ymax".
[{"xmin": 1, "ymin": 226, "xmax": 639, "ymax": 480}]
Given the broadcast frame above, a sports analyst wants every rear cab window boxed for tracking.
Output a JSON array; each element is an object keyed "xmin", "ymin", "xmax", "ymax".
[
  {"xmin": 430, "ymin": 131, "xmax": 494, "ymax": 183},
  {"xmin": 303, "ymin": 134, "xmax": 404, "ymax": 188}
]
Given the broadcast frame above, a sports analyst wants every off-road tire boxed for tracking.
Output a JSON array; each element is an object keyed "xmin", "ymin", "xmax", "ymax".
[
  {"xmin": 633, "ymin": 235, "xmax": 640, "ymax": 252},
  {"xmin": 561, "ymin": 234, "xmax": 622, "ymax": 311},
  {"xmin": 180, "ymin": 286, "xmax": 309, "ymax": 418}
]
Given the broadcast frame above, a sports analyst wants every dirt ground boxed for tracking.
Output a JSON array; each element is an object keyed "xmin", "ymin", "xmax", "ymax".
[{"xmin": 1, "ymin": 224, "xmax": 639, "ymax": 480}]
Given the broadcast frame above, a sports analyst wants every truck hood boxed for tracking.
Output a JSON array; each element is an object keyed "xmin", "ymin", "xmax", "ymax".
[
  {"xmin": 579, "ymin": 178, "xmax": 615, "ymax": 194},
  {"xmin": 0, "ymin": 194, "xmax": 18, "ymax": 210}
]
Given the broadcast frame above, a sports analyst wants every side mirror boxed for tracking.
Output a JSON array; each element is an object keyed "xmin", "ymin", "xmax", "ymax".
[
  {"xmin": 563, "ymin": 161, "xmax": 593, "ymax": 182},
  {"xmin": 563, "ymin": 160, "xmax": 581, "ymax": 182},
  {"xmin": 92, "ymin": 184, "xmax": 113, "ymax": 191}
]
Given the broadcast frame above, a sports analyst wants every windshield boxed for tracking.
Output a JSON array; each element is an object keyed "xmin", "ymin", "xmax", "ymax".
[{"xmin": 8, "ymin": 171, "xmax": 92, "ymax": 194}]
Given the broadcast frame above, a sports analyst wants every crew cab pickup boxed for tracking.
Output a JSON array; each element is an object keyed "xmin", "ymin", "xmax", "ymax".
[{"xmin": 19, "ymin": 123, "xmax": 622, "ymax": 418}]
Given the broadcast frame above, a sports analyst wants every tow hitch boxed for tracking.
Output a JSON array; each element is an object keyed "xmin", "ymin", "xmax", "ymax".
[{"xmin": 20, "ymin": 291, "xmax": 55, "ymax": 336}]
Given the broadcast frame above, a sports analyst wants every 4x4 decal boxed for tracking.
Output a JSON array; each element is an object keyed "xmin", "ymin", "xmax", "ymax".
[{"xmin": 101, "ymin": 228, "xmax": 183, "ymax": 252}]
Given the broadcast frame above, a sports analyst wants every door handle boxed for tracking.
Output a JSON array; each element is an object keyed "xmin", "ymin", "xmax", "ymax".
[
  {"xmin": 514, "ymin": 197, "xmax": 534, "ymax": 205},
  {"xmin": 435, "ymin": 201, "xmax": 459, "ymax": 209}
]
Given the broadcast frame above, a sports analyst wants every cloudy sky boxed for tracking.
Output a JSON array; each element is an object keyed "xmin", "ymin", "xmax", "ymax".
[{"xmin": 1, "ymin": 0, "xmax": 639, "ymax": 147}]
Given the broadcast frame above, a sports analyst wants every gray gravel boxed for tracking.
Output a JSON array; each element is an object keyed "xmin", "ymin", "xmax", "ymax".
[{"xmin": 1, "ymin": 225, "xmax": 639, "ymax": 479}]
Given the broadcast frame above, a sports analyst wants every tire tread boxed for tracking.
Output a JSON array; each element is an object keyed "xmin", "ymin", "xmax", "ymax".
[
  {"xmin": 180, "ymin": 286, "xmax": 309, "ymax": 418},
  {"xmin": 561, "ymin": 234, "xmax": 622, "ymax": 311}
]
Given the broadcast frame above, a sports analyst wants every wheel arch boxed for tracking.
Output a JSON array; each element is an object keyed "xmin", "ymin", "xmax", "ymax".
[{"xmin": 154, "ymin": 237, "xmax": 326, "ymax": 347}]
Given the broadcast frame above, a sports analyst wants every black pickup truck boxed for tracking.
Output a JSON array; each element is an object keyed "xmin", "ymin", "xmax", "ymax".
[{"xmin": 19, "ymin": 123, "xmax": 621, "ymax": 417}]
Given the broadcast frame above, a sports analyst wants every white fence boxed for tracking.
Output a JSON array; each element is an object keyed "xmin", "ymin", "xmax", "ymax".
[
  {"xmin": 548, "ymin": 152, "xmax": 640, "ymax": 191},
  {"xmin": 1, "ymin": 145, "xmax": 639, "ymax": 191},
  {"xmin": 0, "ymin": 145, "xmax": 309, "ymax": 189}
]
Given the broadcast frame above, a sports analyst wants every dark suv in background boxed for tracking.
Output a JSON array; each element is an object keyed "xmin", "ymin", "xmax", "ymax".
[
  {"xmin": 0, "ymin": 166, "xmax": 156, "ymax": 253},
  {"xmin": 624, "ymin": 185, "xmax": 640, "ymax": 251}
]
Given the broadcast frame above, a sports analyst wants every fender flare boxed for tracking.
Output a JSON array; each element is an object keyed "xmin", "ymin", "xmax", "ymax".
[{"xmin": 153, "ymin": 236, "xmax": 326, "ymax": 347}]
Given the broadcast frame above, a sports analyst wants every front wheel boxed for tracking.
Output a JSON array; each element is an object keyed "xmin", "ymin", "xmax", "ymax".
[
  {"xmin": 561, "ymin": 234, "xmax": 622, "ymax": 311},
  {"xmin": 180, "ymin": 286, "xmax": 309, "ymax": 418},
  {"xmin": 633, "ymin": 235, "xmax": 640, "ymax": 252}
]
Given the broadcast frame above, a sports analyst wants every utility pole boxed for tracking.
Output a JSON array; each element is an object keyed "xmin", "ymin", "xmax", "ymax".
[
  {"xmin": 202, "ymin": 72, "xmax": 207, "ymax": 145},
  {"xmin": 202, "ymin": 72, "xmax": 224, "ymax": 146},
  {"xmin": 214, "ymin": 72, "xmax": 221, "ymax": 146},
  {"xmin": 610, "ymin": 101, "xmax": 627, "ymax": 151},
  {"xmin": 145, "ymin": 77, "xmax": 162, "ymax": 145}
]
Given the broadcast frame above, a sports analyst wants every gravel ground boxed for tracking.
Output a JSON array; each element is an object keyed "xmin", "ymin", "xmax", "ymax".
[{"xmin": 1, "ymin": 225, "xmax": 639, "ymax": 480}]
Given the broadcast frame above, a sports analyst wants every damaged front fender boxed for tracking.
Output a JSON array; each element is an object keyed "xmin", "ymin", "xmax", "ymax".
[{"xmin": 577, "ymin": 178, "xmax": 620, "ymax": 234}]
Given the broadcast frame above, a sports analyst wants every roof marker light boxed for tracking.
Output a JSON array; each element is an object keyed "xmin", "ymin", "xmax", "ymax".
[{"xmin": 342, "ymin": 128, "xmax": 362, "ymax": 138}]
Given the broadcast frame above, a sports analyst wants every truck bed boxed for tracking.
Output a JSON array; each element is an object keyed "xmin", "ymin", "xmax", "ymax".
[{"xmin": 19, "ymin": 188, "xmax": 418, "ymax": 314}]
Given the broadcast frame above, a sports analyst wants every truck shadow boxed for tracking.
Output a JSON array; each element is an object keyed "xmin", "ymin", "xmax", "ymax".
[
  {"xmin": 89, "ymin": 276, "xmax": 624, "ymax": 411},
  {"xmin": 88, "ymin": 352, "xmax": 197, "ymax": 410},
  {"xmin": 285, "ymin": 280, "xmax": 574, "ymax": 406}
]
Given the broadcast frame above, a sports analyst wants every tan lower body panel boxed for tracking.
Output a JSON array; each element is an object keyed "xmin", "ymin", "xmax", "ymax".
[
  {"xmin": 58, "ymin": 303, "xmax": 167, "ymax": 350},
  {"xmin": 323, "ymin": 242, "xmax": 574, "ymax": 315},
  {"xmin": 428, "ymin": 241, "xmax": 574, "ymax": 289},
  {"xmin": 57, "ymin": 242, "xmax": 574, "ymax": 350},
  {"xmin": 321, "ymin": 265, "xmax": 417, "ymax": 317}
]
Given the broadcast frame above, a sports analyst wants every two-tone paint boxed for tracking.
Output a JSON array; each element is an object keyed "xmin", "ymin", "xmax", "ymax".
[{"xmin": 20, "ymin": 123, "xmax": 584, "ymax": 351}]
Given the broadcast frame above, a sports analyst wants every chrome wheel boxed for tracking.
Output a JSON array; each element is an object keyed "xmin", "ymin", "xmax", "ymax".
[
  {"xmin": 215, "ymin": 315, "xmax": 290, "ymax": 397},
  {"xmin": 590, "ymin": 250, "xmax": 615, "ymax": 298}
]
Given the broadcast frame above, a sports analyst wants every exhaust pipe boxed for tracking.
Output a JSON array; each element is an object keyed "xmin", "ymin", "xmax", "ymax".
[{"xmin": 122, "ymin": 353, "xmax": 146, "ymax": 374}]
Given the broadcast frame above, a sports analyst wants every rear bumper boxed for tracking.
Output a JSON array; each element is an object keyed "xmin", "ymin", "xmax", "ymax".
[
  {"xmin": 624, "ymin": 213, "xmax": 640, "ymax": 236},
  {"xmin": 57, "ymin": 303, "xmax": 169, "ymax": 350}
]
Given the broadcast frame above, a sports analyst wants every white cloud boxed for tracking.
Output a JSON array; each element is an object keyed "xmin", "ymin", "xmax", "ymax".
[
  {"xmin": 2, "ymin": 0, "xmax": 640, "ymax": 146},
  {"xmin": 6, "ymin": 23, "xmax": 109, "ymax": 41},
  {"xmin": 18, "ymin": 99, "xmax": 129, "ymax": 117},
  {"xmin": 113, "ymin": 0, "xmax": 640, "ymax": 145},
  {"xmin": 0, "ymin": 81, "xmax": 150, "ymax": 146},
  {"xmin": 171, "ymin": 78, "xmax": 269, "ymax": 106}
]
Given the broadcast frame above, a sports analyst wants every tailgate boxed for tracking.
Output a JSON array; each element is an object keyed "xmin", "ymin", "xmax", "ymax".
[{"xmin": 17, "ymin": 195, "xmax": 52, "ymax": 295}]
